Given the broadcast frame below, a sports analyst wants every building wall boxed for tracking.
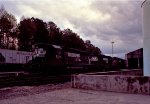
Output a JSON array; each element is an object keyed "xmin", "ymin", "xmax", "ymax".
[{"xmin": 126, "ymin": 48, "xmax": 143, "ymax": 69}]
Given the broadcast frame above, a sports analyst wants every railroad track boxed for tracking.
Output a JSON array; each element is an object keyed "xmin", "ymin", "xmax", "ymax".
[{"xmin": 0, "ymin": 74, "xmax": 71, "ymax": 88}]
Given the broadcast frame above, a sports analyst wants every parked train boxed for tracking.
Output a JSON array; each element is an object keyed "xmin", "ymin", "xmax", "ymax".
[
  {"xmin": 0, "ymin": 44, "xmax": 126, "ymax": 74},
  {"xmin": 25, "ymin": 43, "xmax": 126, "ymax": 74}
]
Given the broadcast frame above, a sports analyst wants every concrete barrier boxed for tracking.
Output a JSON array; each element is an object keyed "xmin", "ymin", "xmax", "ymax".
[
  {"xmin": 72, "ymin": 74, "xmax": 150, "ymax": 95},
  {"xmin": 86, "ymin": 69, "xmax": 143, "ymax": 76}
]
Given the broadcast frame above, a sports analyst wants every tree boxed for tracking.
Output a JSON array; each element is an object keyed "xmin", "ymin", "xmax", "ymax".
[
  {"xmin": 62, "ymin": 28, "xmax": 86, "ymax": 50},
  {"xmin": 85, "ymin": 40, "xmax": 101, "ymax": 55},
  {"xmin": 8, "ymin": 31, "xmax": 19, "ymax": 49},
  {"xmin": 18, "ymin": 17, "xmax": 51, "ymax": 51},
  {"xmin": 0, "ymin": 16, "xmax": 13, "ymax": 32},
  {"xmin": 47, "ymin": 21, "xmax": 62, "ymax": 45},
  {"xmin": 0, "ymin": 5, "xmax": 17, "ymax": 49},
  {"xmin": 18, "ymin": 18, "xmax": 37, "ymax": 51},
  {"xmin": 33, "ymin": 18, "xmax": 50, "ymax": 44},
  {"xmin": 0, "ymin": 5, "xmax": 17, "ymax": 32}
]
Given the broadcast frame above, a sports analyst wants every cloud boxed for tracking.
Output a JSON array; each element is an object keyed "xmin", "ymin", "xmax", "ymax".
[
  {"xmin": 67, "ymin": 0, "xmax": 143, "ymax": 58},
  {"xmin": 0, "ymin": 0, "xmax": 143, "ymax": 58}
]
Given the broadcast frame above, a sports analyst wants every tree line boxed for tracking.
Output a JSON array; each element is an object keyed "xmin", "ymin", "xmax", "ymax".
[{"xmin": 0, "ymin": 6, "xmax": 101, "ymax": 55}]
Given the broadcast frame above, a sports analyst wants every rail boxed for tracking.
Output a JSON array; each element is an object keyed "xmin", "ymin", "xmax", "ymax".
[{"xmin": 0, "ymin": 74, "xmax": 71, "ymax": 88}]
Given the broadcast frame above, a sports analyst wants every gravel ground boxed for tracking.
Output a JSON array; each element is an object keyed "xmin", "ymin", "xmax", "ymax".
[
  {"xmin": 0, "ymin": 82, "xmax": 71, "ymax": 100},
  {"xmin": 0, "ymin": 87, "xmax": 150, "ymax": 104}
]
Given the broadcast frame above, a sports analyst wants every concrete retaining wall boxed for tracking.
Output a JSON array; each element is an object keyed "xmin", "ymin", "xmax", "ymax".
[{"xmin": 72, "ymin": 74, "xmax": 150, "ymax": 95}]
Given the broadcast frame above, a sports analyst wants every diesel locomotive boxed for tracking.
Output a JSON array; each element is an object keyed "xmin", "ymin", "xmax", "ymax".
[{"xmin": 25, "ymin": 43, "xmax": 125, "ymax": 74}]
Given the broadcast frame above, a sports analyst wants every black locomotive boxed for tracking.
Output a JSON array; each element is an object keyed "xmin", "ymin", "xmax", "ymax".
[{"xmin": 25, "ymin": 43, "xmax": 125, "ymax": 74}]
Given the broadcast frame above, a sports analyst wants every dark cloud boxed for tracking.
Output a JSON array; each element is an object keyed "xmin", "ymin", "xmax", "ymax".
[{"xmin": 65, "ymin": 0, "xmax": 143, "ymax": 58}]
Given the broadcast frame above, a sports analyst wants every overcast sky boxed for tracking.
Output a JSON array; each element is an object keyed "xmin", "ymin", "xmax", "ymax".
[{"xmin": 0, "ymin": 0, "xmax": 144, "ymax": 58}]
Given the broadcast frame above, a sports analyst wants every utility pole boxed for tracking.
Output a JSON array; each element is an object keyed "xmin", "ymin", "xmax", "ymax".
[{"xmin": 111, "ymin": 41, "xmax": 114, "ymax": 57}]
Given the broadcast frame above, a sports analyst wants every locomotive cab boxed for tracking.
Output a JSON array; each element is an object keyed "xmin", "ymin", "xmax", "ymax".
[{"xmin": 26, "ymin": 43, "xmax": 63, "ymax": 74}]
